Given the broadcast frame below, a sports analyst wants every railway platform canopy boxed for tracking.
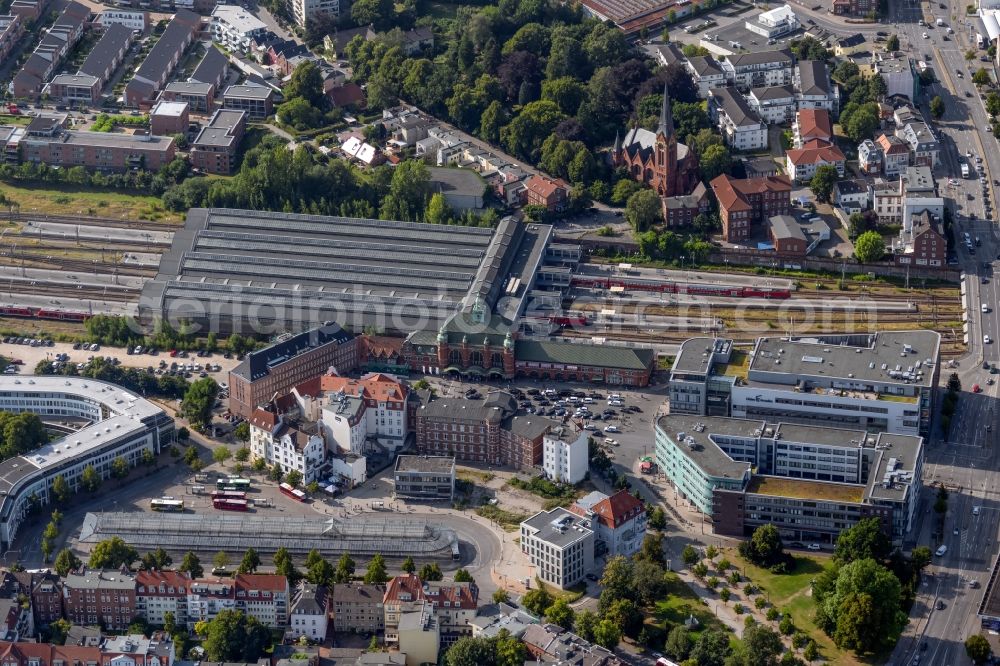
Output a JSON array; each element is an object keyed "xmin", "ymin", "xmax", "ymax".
[{"xmin": 78, "ymin": 511, "xmax": 461, "ymax": 561}]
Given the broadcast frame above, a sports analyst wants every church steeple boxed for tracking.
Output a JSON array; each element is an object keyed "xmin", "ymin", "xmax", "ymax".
[{"xmin": 658, "ymin": 81, "xmax": 674, "ymax": 139}]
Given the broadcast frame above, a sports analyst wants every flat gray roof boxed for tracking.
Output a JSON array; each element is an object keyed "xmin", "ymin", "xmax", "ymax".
[
  {"xmin": 865, "ymin": 432, "xmax": 922, "ymax": 501},
  {"xmin": 395, "ymin": 455, "xmax": 455, "ymax": 474},
  {"xmin": 521, "ymin": 507, "xmax": 593, "ymax": 549},
  {"xmin": 748, "ymin": 332, "xmax": 940, "ymax": 387},
  {"xmin": 224, "ymin": 84, "xmax": 273, "ymax": 100},
  {"xmin": 55, "ymin": 130, "xmax": 175, "ymax": 152},
  {"xmin": 656, "ymin": 413, "xmax": 755, "ymax": 480},
  {"xmin": 772, "ymin": 422, "xmax": 866, "ymax": 448},
  {"xmin": 192, "ymin": 109, "xmax": 245, "ymax": 147},
  {"xmin": 672, "ymin": 337, "xmax": 731, "ymax": 375}
]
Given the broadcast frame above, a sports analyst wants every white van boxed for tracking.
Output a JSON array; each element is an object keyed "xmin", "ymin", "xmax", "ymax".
[{"xmin": 935, "ymin": 545, "xmax": 948, "ymax": 557}]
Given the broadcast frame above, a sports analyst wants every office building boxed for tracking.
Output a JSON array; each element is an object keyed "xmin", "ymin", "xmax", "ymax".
[
  {"xmin": 570, "ymin": 490, "xmax": 647, "ymax": 558},
  {"xmin": 519, "ymin": 508, "xmax": 595, "ymax": 589},
  {"xmin": 392, "ymin": 455, "xmax": 455, "ymax": 502}
]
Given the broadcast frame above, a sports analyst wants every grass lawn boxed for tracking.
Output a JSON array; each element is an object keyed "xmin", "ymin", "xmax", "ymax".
[
  {"xmin": 728, "ymin": 549, "xmax": 882, "ymax": 666},
  {"xmin": 653, "ymin": 572, "xmax": 728, "ymax": 637},
  {"xmin": 0, "ymin": 181, "xmax": 182, "ymax": 223},
  {"xmin": 475, "ymin": 504, "xmax": 528, "ymax": 531},
  {"xmin": 537, "ymin": 578, "xmax": 587, "ymax": 604}
]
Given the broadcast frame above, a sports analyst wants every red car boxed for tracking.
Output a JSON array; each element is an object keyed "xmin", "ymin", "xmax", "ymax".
[
  {"xmin": 8, "ymin": 359, "xmax": 22, "ymax": 365},
  {"xmin": 973, "ymin": 384, "xmax": 982, "ymax": 393},
  {"xmin": 169, "ymin": 349, "xmax": 178, "ymax": 357}
]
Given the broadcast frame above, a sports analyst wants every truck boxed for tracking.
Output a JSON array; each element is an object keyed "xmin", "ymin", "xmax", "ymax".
[
  {"xmin": 936, "ymin": 17, "xmax": 944, "ymax": 26},
  {"xmin": 962, "ymin": 162, "xmax": 971, "ymax": 178}
]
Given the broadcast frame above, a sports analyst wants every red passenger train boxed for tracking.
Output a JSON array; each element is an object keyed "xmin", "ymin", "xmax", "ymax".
[
  {"xmin": 570, "ymin": 275, "xmax": 791, "ymax": 299},
  {"xmin": 0, "ymin": 306, "xmax": 92, "ymax": 322}
]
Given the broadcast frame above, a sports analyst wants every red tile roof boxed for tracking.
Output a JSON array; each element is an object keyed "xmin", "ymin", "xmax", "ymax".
[
  {"xmin": 295, "ymin": 372, "xmax": 408, "ymax": 405},
  {"xmin": 796, "ymin": 109, "xmax": 832, "ymax": 141},
  {"xmin": 875, "ymin": 132, "xmax": 909, "ymax": 154},
  {"xmin": 525, "ymin": 175, "xmax": 567, "ymax": 201},
  {"xmin": 710, "ymin": 174, "xmax": 792, "ymax": 212},
  {"xmin": 235, "ymin": 573, "xmax": 288, "ymax": 594},
  {"xmin": 383, "ymin": 574, "xmax": 424, "ymax": 604},
  {"xmin": 786, "ymin": 139, "xmax": 846, "ymax": 166},
  {"xmin": 136, "ymin": 570, "xmax": 190, "ymax": 595},
  {"xmin": 590, "ymin": 489, "xmax": 645, "ymax": 529}
]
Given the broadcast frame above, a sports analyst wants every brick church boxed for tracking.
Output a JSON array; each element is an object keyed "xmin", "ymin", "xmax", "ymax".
[{"xmin": 611, "ymin": 83, "xmax": 709, "ymax": 226}]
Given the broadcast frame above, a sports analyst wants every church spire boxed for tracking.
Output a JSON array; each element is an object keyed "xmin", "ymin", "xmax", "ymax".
[
  {"xmin": 613, "ymin": 130, "xmax": 621, "ymax": 154},
  {"xmin": 658, "ymin": 81, "xmax": 674, "ymax": 139}
]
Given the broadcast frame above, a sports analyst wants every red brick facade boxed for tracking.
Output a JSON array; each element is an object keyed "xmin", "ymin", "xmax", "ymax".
[{"xmin": 710, "ymin": 174, "xmax": 793, "ymax": 242}]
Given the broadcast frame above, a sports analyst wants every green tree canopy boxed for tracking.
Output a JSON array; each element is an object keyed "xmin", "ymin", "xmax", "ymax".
[
  {"xmin": 854, "ymin": 231, "xmax": 886, "ymax": 264},
  {"xmin": 180, "ymin": 551, "xmax": 204, "ymax": 578},
  {"xmin": 544, "ymin": 598, "xmax": 575, "ymax": 629},
  {"xmin": 819, "ymin": 558, "xmax": 906, "ymax": 653},
  {"xmin": 624, "ymin": 189, "xmax": 663, "ymax": 232},
  {"xmin": 53, "ymin": 548, "xmax": 81, "ymax": 576},
  {"xmin": 809, "ymin": 165, "xmax": 840, "ymax": 202},
  {"xmin": 834, "ymin": 517, "xmax": 892, "ymax": 564},
  {"xmin": 201, "ymin": 610, "xmax": 272, "ymax": 662},
  {"xmin": 966, "ymin": 634, "xmax": 992, "ymax": 664},
  {"xmin": 88, "ymin": 537, "xmax": 139, "ymax": 569},
  {"xmin": 364, "ymin": 553, "xmax": 389, "ymax": 583},
  {"xmin": 238, "ymin": 547, "xmax": 261, "ymax": 574},
  {"xmin": 182, "ymin": 377, "xmax": 219, "ymax": 429}
]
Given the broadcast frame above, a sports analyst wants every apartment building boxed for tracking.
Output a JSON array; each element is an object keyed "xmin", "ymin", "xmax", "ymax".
[
  {"xmin": 289, "ymin": 0, "xmax": 341, "ymax": 30},
  {"xmin": 383, "ymin": 575, "xmax": 477, "ymax": 647},
  {"xmin": 229, "ymin": 323, "xmax": 358, "ymax": 419},
  {"xmin": 520, "ymin": 508, "xmax": 595, "ymax": 589},
  {"xmin": 0, "ymin": 635, "xmax": 174, "ymax": 666},
  {"xmin": 875, "ymin": 133, "xmax": 911, "ymax": 176},
  {"xmin": 185, "ymin": 578, "xmax": 235, "ymax": 628},
  {"xmin": 873, "ymin": 52, "xmax": 918, "ymax": 100},
  {"xmin": 97, "ymin": 9, "xmax": 149, "ymax": 30},
  {"xmin": 289, "ymin": 584, "xmax": 328, "ymax": 641},
  {"xmin": 185, "ymin": 574, "xmax": 288, "ymax": 629},
  {"xmin": 654, "ymin": 413, "xmax": 923, "ymax": 544},
  {"xmin": 794, "ymin": 60, "xmax": 839, "ymax": 113},
  {"xmin": 708, "ymin": 87, "xmax": 767, "ymax": 151},
  {"xmin": 687, "ymin": 55, "xmax": 727, "ymax": 98},
  {"xmin": 570, "ymin": 489, "xmax": 647, "ymax": 558},
  {"xmin": 413, "ymin": 391, "xmax": 557, "ymax": 470},
  {"xmin": 135, "ymin": 570, "xmax": 189, "ymax": 627},
  {"xmin": 524, "ymin": 175, "xmax": 569, "ymax": 212},
  {"xmin": 79, "ymin": 24, "xmax": 134, "ymax": 87},
  {"xmin": 62, "ymin": 570, "xmax": 136, "ymax": 631},
  {"xmin": 330, "ymin": 583, "xmax": 385, "ymax": 634},
  {"xmin": 721, "ymin": 49, "xmax": 794, "ymax": 90},
  {"xmin": 393, "ymin": 455, "xmax": 456, "ymax": 502},
  {"xmin": 12, "ymin": 570, "xmax": 62, "ymax": 626},
  {"xmin": 248, "ymin": 404, "xmax": 326, "ymax": 484},
  {"xmin": 541, "ymin": 430, "xmax": 588, "ymax": 484},
  {"xmin": 11, "ymin": 1, "xmax": 89, "ymax": 99},
  {"xmin": 190, "ymin": 109, "xmax": 246, "ymax": 175},
  {"xmin": 896, "ymin": 119, "xmax": 940, "ymax": 167},
  {"xmin": 150, "ymin": 100, "xmax": 189, "ymax": 136},
  {"xmin": 0, "ymin": 572, "xmax": 34, "ymax": 641},
  {"xmin": 747, "ymin": 85, "xmax": 797, "ymax": 124},
  {"xmin": 46, "ymin": 74, "xmax": 102, "ymax": 105},
  {"xmin": 792, "ymin": 108, "xmax": 833, "ymax": 148},
  {"xmin": 223, "ymin": 84, "xmax": 275, "ymax": 120},
  {"xmin": 785, "ymin": 139, "xmax": 846, "ymax": 183},
  {"xmin": 709, "ymin": 174, "xmax": 792, "ymax": 242},
  {"xmin": 125, "ymin": 9, "xmax": 200, "ymax": 107},
  {"xmin": 0, "ymin": 15, "xmax": 24, "ymax": 66},
  {"xmin": 895, "ymin": 210, "xmax": 946, "ymax": 268},
  {"xmin": 522, "ymin": 623, "xmax": 621, "ymax": 666},
  {"xmin": 101, "ymin": 633, "xmax": 175, "ymax": 666},
  {"xmin": 211, "ymin": 5, "xmax": 268, "ymax": 54}
]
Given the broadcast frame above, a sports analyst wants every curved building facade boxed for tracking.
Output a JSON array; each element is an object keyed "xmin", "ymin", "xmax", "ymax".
[{"xmin": 0, "ymin": 376, "xmax": 174, "ymax": 549}]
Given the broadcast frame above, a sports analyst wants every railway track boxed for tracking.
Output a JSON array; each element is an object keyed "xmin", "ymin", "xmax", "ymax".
[
  {"xmin": 0, "ymin": 252, "xmax": 158, "ymax": 278},
  {"xmin": 15, "ymin": 213, "xmax": 180, "ymax": 233},
  {"xmin": 0, "ymin": 281, "xmax": 138, "ymax": 301},
  {"xmin": 9, "ymin": 232, "xmax": 170, "ymax": 249}
]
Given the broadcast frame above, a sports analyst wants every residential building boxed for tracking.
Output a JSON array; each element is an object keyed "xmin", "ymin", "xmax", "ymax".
[
  {"xmin": 101, "ymin": 633, "xmax": 175, "ymax": 666},
  {"xmin": 654, "ymin": 42, "xmax": 684, "ymax": 67},
  {"xmin": 858, "ymin": 139, "xmax": 882, "ymax": 174},
  {"xmin": 14, "ymin": 571, "xmax": 61, "ymax": 626},
  {"xmin": 794, "ymin": 60, "xmax": 839, "ymax": 113},
  {"xmin": 9, "ymin": 0, "xmax": 46, "ymax": 22},
  {"xmin": 708, "ymin": 87, "xmax": 767, "ymax": 151},
  {"xmin": 161, "ymin": 82, "xmax": 214, "ymax": 113},
  {"xmin": 248, "ymin": 405, "xmax": 326, "ymax": 484},
  {"xmin": 519, "ymin": 507, "xmax": 595, "ymax": 589},
  {"xmin": 721, "ymin": 49, "xmax": 794, "ymax": 90},
  {"xmin": 524, "ymin": 175, "xmax": 569, "ymax": 212},
  {"xmin": 0, "ymin": 376, "xmax": 173, "ymax": 550},
  {"xmin": 873, "ymin": 52, "xmax": 918, "ymax": 101},
  {"xmin": 289, "ymin": 0, "xmax": 341, "ymax": 31},
  {"xmin": 0, "ymin": 636, "xmax": 174, "ymax": 666},
  {"xmin": 223, "ymin": 84, "xmax": 275, "ymax": 120},
  {"xmin": 289, "ymin": 584, "xmax": 328, "ymax": 642},
  {"xmin": 896, "ymin": 120, "xmax": 939, "ymax": 167},
  {"xmin": 834, "ymin": 33, "xmax": 867, "ymax": 56},
  {"xmin": 0, "ymin": 573, "xmax": 34, "ymax": 641},
  {"xmin": 522, "ymin": 624, "xmax": 621, "ymax": 666},
  {"xmin": 62, "ymin": 570, "xmax": 137, "ymax": 631},
  {"xmin": 5, "ymin": 114, "xmax": 177, "ymax": 172},
  {"xmin": 397, "ymin": 601, "xmax": 439, "ymax": 666},
  {"xmin": 292, "ymin": 372, "xmax": 410, "ymax": 453},
  {"xmin": 191, "ymin": 46, "xmax": 230, "ymax": 91},
  {"xmin": 186, "ymin": 574, "xmax": 289, "ymax": 629},
  {"xmin": 190, "ymin": 108, "xmax": 246, "ymax": 175},
  {"xmin": 655, "ymin": 413, "xmax": 923, "ymax": 544},
  {"xmin": 873, "ymin": 166, "xmax": 938, "ymax": 223},
  {"xmin": 833, "ymin": 0, "xmax": 876, "ymax": 15},
  {"xmin": 80, "ymin": 24, "xmax": 134, "ymax": 87},
  {"xmin": 228, "ymin": 322, "xmax": 359, "ymax": 419},
  {"xmin": 185, "ymin": 578, "xmax": 236, "ymax": 628},
  {"xmin": 97, "ymin": 9, "xmax": 148, "ymax": 31},
  {"xmin": 895, "ymin": 210, "xmax": 946, "ymax": 267},
  {"xmin": 610, "ymin": 84, "xmax": 701, "ymax": 197},
  {"xmin": 833, "ymin": 179, "xmax": 870, "ymax": 209},
  {"xmin": 0, "ymin": 15, "xmax": 24, "ymax": 66},
  {"xmin": 330, "ymin": 584, "xmax": 385, "ymax": 634},
  {"xmin": 570, "ymin": 489, "xmax": 647, "ymax": 558},
  {"xmin": 792, "ymin": 109, "xmax": 833, "ymax": 148},
  {"xmin": 541, "ymin": 430, "xmax": 588, "ymax": 484},
  {"xmin": 383, "ymin": 575, "xmax": 477, "ymax": 647},
  {"xmin": 46, "ymin": 74, "xmax": 102, "ymax": 105},
  {"xmin": 686, "ymin": 56, "xmax": 726, "ymax": 98},
  {"xmin": 11, "ymin": 1, "xmax": 89, "ymax": 99},
  {"xmin": 767, "ymin": 214, "xmax": 809, "ymax": 256},
  {"xmin": 709, "ymin": 174, "xmax": 792, "ymax": 242},
  {"xmin": 785, "ymin": 139, "xmax": 846, "ymax": 182},
  {"xmin": 748, "ymin": 85, "xmax": 796, "ymax": 124},
  {"xmin": 150, "ymin": 100, "xmax": 190, "ymax": 136},
  {"xmin": 135, "ymin": 570, "xmax": 189, "ymax": 627},
  {"xmin": 662, "ymin": 181, "xmax": 711, "ymax": 228},
  {"xmin": 125, "ymin": 9, "xmax": 200, "ymax": 106},
  {"xmin": 393, "ymin": 455, "xmax": 456, "ymax": 502},
  {"xmin": 876, "ymin": 133, "xmax": 911, "ymax": 176},
  {"xmin": 211, "ymin": 5, "xmax": 268, "ymax": 54},
  {"xmin": 413, "ymin": 391, "xmax": 557, "ymax": 469}
]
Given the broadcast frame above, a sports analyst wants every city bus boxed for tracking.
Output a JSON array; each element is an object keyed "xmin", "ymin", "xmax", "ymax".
[
  {"xmin": 216, "ymin": 477, "xmax": 251, "ymax": 491},
  {"xmin": 150, "ymin": 498, "xmax": 185, "ymax": 512},
  {"xmin": 211, "ymin": 490, "xmax": 247, "ymax": 500},
  {"xmin": 213, "ymin": 497, "xmax": 249, "ymax": 511},
  {"xmin": 279, "ymin": 482, "xmax": 306, "ymax": 502}
]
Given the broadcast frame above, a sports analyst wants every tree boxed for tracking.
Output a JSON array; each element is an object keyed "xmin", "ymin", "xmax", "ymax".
[
  {"xmin": 364, "ymin": 553, "xmax": 389, "ymax": 583},
  {"xmin": 592, "ymin": 620, "xmax": 622, "ymax": 649},
  {"xmin": 988, "ymin": 92, "xmax": 1000, "ymax": 117},
  {"xmin": 974, "ymin": 67, "xmax": 992, "ymax": 86},
  {"xmin": 284, "ymin": 61, "xmax": 325, "ymax": 107},
  {"xmin": 492, "ymin": 588, "xmax": 510, "ymax": 604},
  {"xmin": 604, "ymin": 598, "xmax": 642, "ymax": 638},
  {"xmin": 966, "ymin": 634, "xmax": 992, "ymax": 664},
  {"xmin": 690, "ymin": 629, "xmax": 731, "ymax": 666},
  {"xmin": 88, "ymin": 537, "xmax": 138, "ymax": 569},
  {"xmin": 180, "ymin": 551, "xmax": 204, "ymax": 578},
  {"xmin": 730, "ymin": 624, "xmax": 783, "ymax": 666},
  {"xmin": 350, "ymin": 0, "xmax": 393, "ymax": 28},
  {"xmin": 238, "ymin": 547, "xmax": 260, "ymax": 574},
  {"xmin": 111, "ymin": 456, "xmax": 129, "ymax": 479},
  {"xmin": 625, "ymin": 189, "xmax": 662, "ymax": 232},
  {"xmin": 274, "ymin": 547, "xmax": 300, "ymax": 586},
  {"xmin": 49, "ymin": 618, "xmax": 71, "ymax": 645},
  {"xmin": 446, "ymin": 636, "xmax": 495, "ymax": 666},
  {"xmin": 809, "ymin": 165, "xmax": 839, "ymax": 202},
  {"xmin": 740, "ymin": 524, "xmax": 785, "ymax": 566},
  {"xmin": 53, "ymin": 548, "xmax": 81, "ymax": 576},
  {"xmin": 779, "ymin": 613, "xmax": 795, "ymax": 635},
  {"xmin": 51, "ymin": 475, "xmax": 70, "ymax": 504},
  {"xmin": 834, "ymin": 517, "xmax": 891, "ymax": 564},
  {"xmin": 500, "ymin": 100, "xmax": 566, "ymax": 162},
  {"xmin": 201, "ymin": 609, "xmax": 272, "ymax": 662},
  {"xmin": 886, "ymin": 34, "xmax": 899, "ymax": 50},
  {"xmin": 598, "ymin": 556, "xmax": 634, "ymax": 605},
  {"xmin": 419, "ymin": 562, "xmax": 443, "ymax": 581},
  {"xmin": 380, "ymin": 160, "xmax": 432, "ymax": 222},
  {"xmin": 803, "ymin": 640, "xmax": 819, "ymax": 663},
  {"xmin": 947, "ymin": 372, "xmax": 962, "ymax": 393},
  {"xmin": 213, "ymin": 551, "xmax": 230, "ymax": 569},
  {"xmin": 182, "ymin": 377, "xmax": 219, "ymax": 430},
  {"xmin": 81, "ymin": 465, "xmax": 101, "ymax": 492},
  {"xmin": 648, "ymin": 506, "xmax": 667, "ymax": 530},
  {"xmin": 284, "ymin": 469, "xmax": 303, "ymax": 488},
  {"xmin": 335, "ymin": 553, "xmax": 355, "ymax": 583},
  {"xmin": 522, "ymin": 587, "xmax": 553, "ymax": 615},
  {"xmin": 819, "ymin": 558, "xmax": 906, "ymax": 653},
  {"xmin": 910, "ymin": 545, "xmax": 932, "ymax": 571},
  {"xmin": 454, "ymin": 568, "xmax": 474, "ymax": 583},
  {"xmin": 699, "ymin": 144, "xmax": 732, "ymax": 181},
  {"xmin": 682, "ymin": 544, "xmax": 699, "ymax": 566},
  {"xmin": 574, "ymin": 610, "xmax": 598, "ymax": 641},
  {"xmin": 213, "ymin": 447, "xmax": 231, "ymax": 466},
  {"xmin": 930, "ymin": 95, "xmax": 945, "ymax": 119},
  {"xmin": 142, "ymin": 547, "xmax": 172, "ymax": 570},
  {"xmin": 545, "ymin": 598, "xmax": 575, "ymax": 629},
  {"xmin": 401, "ymin": 556, "xmax": 415, "ymax": 573},
  {"xmin": 425, "ymin": 192, "xmax": 453, "ymax": 225},
  {"xmin": 637, "ymin": 533, "xmax": 666, "ymax": 565},
  {"xmin": 233, "ymin": 422, "xmax": 250, "ymax": 443},
  {"xmin": 307, "ymin": 556, "xmax": 335, "ymax": 586},
  {"xmin": 665, "ymin": 626, "xmax": 692, "ymax": 661},
  {"xmin": 854, "ymin": 230, "xmax": 886, "ymax": 264}
]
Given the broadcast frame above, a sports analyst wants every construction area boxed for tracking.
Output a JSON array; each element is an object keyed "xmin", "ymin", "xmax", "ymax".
[{"xmin": 77, "ymin": 511, "xmax": 462, "ymax": 562}]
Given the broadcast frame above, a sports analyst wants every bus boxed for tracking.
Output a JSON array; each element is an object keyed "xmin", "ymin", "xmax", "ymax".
[
  {"xmin": 279, "ymin": 482, "xmax": 307, "ymax": 502},
  {"xmin": 150, "ymin": 498, "xmax": 185, "ymax": 512},
  {"xmin": 216, "ymin": 477, "xmax": 251, "ymax": 491},
  {"xmin": 211, "ymin": 490, "xmax": 247, "ymax": 500},
  {"xmin": 213, "ymin": 497, "xmax": 249, "ymax": 511}
]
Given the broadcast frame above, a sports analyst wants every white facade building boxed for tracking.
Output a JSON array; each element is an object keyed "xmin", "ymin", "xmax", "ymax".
[
  {"xmin": 721, "ymin": 49, "xmax": 794, "ymax": 90},
  {"xmin": 709, "ymin": 87, "xmax": 768, "ymax": 151},
  {"xmin": 289, "ymin": 0, "xmax": 341, "ymax": 30},
  {"xmin": 248, "ymin": 412, "xmax": 325, "ymax": 484},
  {"xmin": 289, "ymin": 583, "xmax": 328, "ymax": 641},
  {"xmin": 571, "ymin": 490, "xmax": 648, "ymax": 558},
  {"xmin": 520, "ymin": 508, "xmax": 595, "ymax": 589},
  {"xmin": 542, "ymin": 431, "xmax": 589, "ymax": 484},
  {"xmin": 97, "ymin": 9, "xmax": 148, "ymax": 31},
  {"xmin": 210, "ymin": 5, "xmax": 268, "ymax": 54},
  {"xmin": 745, "ymin": 4, "xmax": 800, "ymax": 37}
]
